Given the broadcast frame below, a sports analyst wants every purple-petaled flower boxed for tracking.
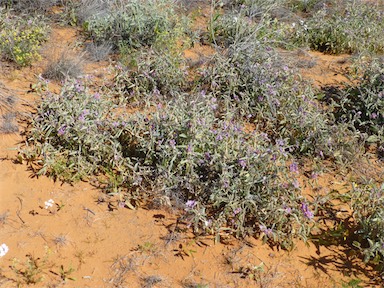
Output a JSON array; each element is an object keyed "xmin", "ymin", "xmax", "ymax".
[
  {"xmin": 93, "ymin": 92, "xmax": 101, "ymax": 100},
  {"xmin": 185, "ymin": 200, "xmax": 197, "ymax": 210},
  {"xmin": 187, "ymin": 144, "xmax": 192, "ymax": 153},
  {"xmin": 310, "ymin": 172, "xmax": 318, "ymax": 179},
  {"xmin": 204, "ymin": 152, "xmax": 211, "ymax": 160},
  {"xmin": 276, "ymin": 138, "xmax": 285, "ymax": 147},
  {"xmin": 301, "ymin": 203, "xmax": 314, "ymax": 219},
  {"xmin": 284, "ymin": 206, "xmax": 292, "ymax": 214},
  {"xmin": 371, "ymin": 112, "xmax": 378, "ymax": 119},
  {"xmin": 78, "ymin": 114, "xmax": 85, "ymax": 122},
  {"xmin": 319, "ymin": 150, "xmax": 324, "ymax": 158},
  {"xmin": 169, "ymin": 139, "xmax": 176, "ymax": 148},
  {"xmin": 289, "ymin": 162, "xmax": 299, "ymax": 173},
  {"xmin": 153, "ymin": 88, "xmax": 160, "ymax": 96},
  {"xmin": 238, "ymin": 159, "xmax": 246, "ymax": 168},
  {"xmin": 292, "ymin": 179, "xmax": 300, "ymax": 189},
  {"xmin": 259, "ymin": 224, "xmax": 273, "ymax": 237},
  {"xmin": 78, "ymin": 109, "xmax": 89, "ymax": 122},
  {"xmin": 233, "ymin": 207, "xmax": 242, "ymax": 215},
  {"xmin": 75, "ymin": 83, "xmax": 84, "ymax": 92},
  {"xmin": 57, "ymin": 126, "xmax": 66, "ymax": 136}
]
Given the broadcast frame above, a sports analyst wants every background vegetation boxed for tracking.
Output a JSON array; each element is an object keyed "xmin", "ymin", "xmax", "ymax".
[{"xmin": 1, "ymin": 0, "xmax": 383, "ymax": 283}]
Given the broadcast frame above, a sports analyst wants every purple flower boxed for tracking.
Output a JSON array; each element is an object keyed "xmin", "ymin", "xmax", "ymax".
[
  {"xmin": 292, "ymin": 179, "xmax": 300, "ymax": 189},
  {"xmin": 187, "ymin": 144, "xmax": 192, "ymax": 153},
  {"xmin": 276, "ymin": 139, "xmax": 285, "ymax": 147},
  {"xmin": 310, "ymin": 172, "xmax": 318, "ymax": 179},
  {"xmin": 57, "ymin": 126, "xmax": 66, "ymax": 136},
  {"xmin": 93, "ymin": 92, "xmax": 101, "ymax": 100},
  {"xmin": 169, "ymin": 139, "xmax": 176, "ymax": 148},
  {"xmin": 259, "ymin": 225, "xmax": 273, "ymax": 237},
  {"xmin": 371, "ymin": 112, "xmax": 378, "ymax": 119},
  {"xmin": 233, "ymin": 207, "xmax": 242, "ymax": 215},
  {"xmin": 238, "ymin": 159, "xmax": 246, "ymax": 168},
  {"xmin": 301, "ymin": 203, "xmax": 314, "ymax": 219},
  {"xmin": 289, "ymin": 162, "xmax": 299, "ymax": 173},
  {"xmin": 185, "ymin": 200, "xmax": 197, "ymax": 210},
  {"xmin": 284, "ymin": 206, "xmax": 292, "ymax": 214},
  {"xmin": 78, "ymin": 109, "xmax": 89, "ymax": 122}
]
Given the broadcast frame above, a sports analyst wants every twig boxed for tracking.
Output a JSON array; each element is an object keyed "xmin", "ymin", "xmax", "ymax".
[{"xmin": 16, "ymin": 196, "xmax": 25, "ymax": 224}]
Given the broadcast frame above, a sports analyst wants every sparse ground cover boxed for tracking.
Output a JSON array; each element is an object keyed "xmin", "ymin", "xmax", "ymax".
[{"xmin": 0, "ymin": 0, "xmax": 383, "ymax": 287}]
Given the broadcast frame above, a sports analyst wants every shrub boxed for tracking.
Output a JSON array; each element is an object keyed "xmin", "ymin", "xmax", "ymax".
[
  {"xmin": 0, "ymin": 12, "xmax": 49, "ymax": 66},
  {"xmin": 126, "ymin": 93, "xmax": 314, "ymax": 247},
  {"xmin": 111, "ymin": 48, "xmax": 187, "ymax": 103},
  {"xmin": 1, "ymin": 87, "xmax": 18, "ymax": 134},
  {"xmin": 42, "ymin": 51, "xmax": 83, "ymax": 81},
  {"xmin": 85, "ymin": 41, "xmax": 112, "ymax": 61},
  {"xmin": 324, "ymin": 59, "xmax": 384, "ymax": 157},
  {"xmin": 20, "ymin": 78, "xmax": 126, "ymax": 181},
  {"xmin": 20, "ymin": 79, "xmax": 314, "ymax": 247},
  {"xmin": 291, "ymin": 1, "xmax": 384, "ymax": 54},
  {"xmin": 223, "ymin": 0, "xmax": 287, "ymax": 18},
  {"xmin": 0, "ymin": 0, "xmax": 60, "ymax": 14},
  {"xmin": 208, "ymin": 11, "xmax": 289, "ymax": 48},
  {"xmin": 349, "ymin": 182, "xmax": 384, "ymax": 273},
  {"xmin": 83, "ymin": 0, "xmax": 185, "ymax": 51},
  {"xmin": 0, "ymin": 112, "xmax": 18, "ymax": 133},
  {"xmin": 200, "ymin": 41, "xmax": 362, "ymax": 162}
]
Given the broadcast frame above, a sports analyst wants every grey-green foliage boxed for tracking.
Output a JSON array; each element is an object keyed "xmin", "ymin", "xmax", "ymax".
[
  {"xmin": 209, "ymin": 11, "xmax": 288, "ymax": 48},
  {"xmin": 326, "ymin": 59, "xmax": 384, "ymax": 157},
  {"xmin": 112, "ymin": 48, "xmax": 187, "ymax": 101},
  {"xmin": 83, "ymin": 0, "xmax": 181, "ymax": 50},
  {"xmin": 116, "ymin": 93, "xmax": 314, "ymax": 247},
  {"xmin": 201, "ymin": 41, "xmax": 362, "ymax": 162},
  {"xmin": 21, "ymin": 80, "xmax": 315, "ymax": 247},
  {"xmin": 21, "ymin": 79, "xmax": 128, "ymax": 181},
  {"xmin": 291, "ymin": 1, "xmax": 384, "ymax": 54},
  {"xmin": 349, "ymin": 182, "xmax": 384, "ymax": 273}
]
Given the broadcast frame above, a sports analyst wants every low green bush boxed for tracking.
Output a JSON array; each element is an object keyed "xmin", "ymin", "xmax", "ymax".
[
  {"xmin": 21, "ymin": 80, "xmax": 315, "ymax": 247},
  {"xmin": 200, "ymin": 41, "xmax": 362, "ymax": 162},
  {"xmin": 83, "ymin": 0, "xmax": 185, "ymax": 51},
  {"xmin": 111, "ymin": 48, "xmax": 187, "ymax": 102},
  {"xmin": 325, "ymin": 59, "xmax": 384, "ymax": 157},
  {"xmin": 21, "ymin": 78, "xmax": 124, "ymax": 181},
  {"xmin": 349, "ymin": 182, "xmax": 384, "ymax": 273},
  {"xmin": 208, "ymin": 11, "xmax": 288, "ymax": 48},
  {"xmin": 291, "ymin": 1, "xmax": 384, "ymax": 54}
]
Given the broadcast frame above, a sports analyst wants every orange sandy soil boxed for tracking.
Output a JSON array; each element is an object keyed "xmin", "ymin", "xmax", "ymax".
[{"xmin": 0, "ymin": 13, "xmax": 383, "ymax": 288}]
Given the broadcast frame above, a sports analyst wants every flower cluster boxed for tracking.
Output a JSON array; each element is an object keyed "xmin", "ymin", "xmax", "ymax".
[
  {"xmin": 44, "ymin": 199, "xmax": 55, "ymax": 209},
  {"xmin": 0, "ymin": 243, "xmax": 9, "ymax": 257}
]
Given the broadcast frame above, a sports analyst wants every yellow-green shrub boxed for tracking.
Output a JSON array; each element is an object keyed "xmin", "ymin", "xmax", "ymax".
[{"xmin": 0, "ymin": 13, "xmax": 49, "ymax": 66}]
